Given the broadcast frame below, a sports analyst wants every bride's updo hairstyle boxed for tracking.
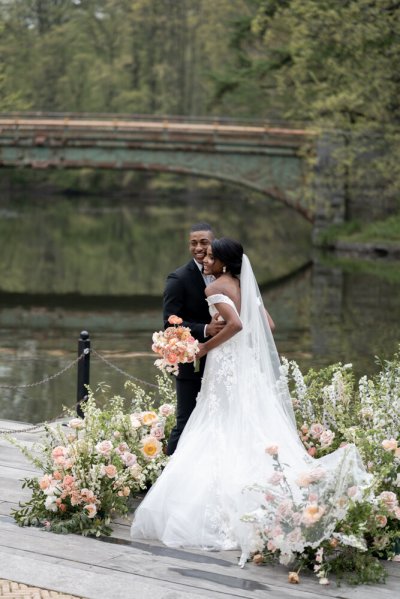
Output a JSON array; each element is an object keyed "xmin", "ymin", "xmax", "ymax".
[{"xmin": 211, "ymin": 238, "xmax": 243, "ymax": 276}]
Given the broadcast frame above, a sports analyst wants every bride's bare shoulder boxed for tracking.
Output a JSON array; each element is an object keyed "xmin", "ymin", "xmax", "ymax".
[
  {"xmin": 205, "ymin": 278, "xmax": 239, "ymax": 300},
  {"xmin": 205, "ymin": 281, "xmax": 225, "ymax": 297}
]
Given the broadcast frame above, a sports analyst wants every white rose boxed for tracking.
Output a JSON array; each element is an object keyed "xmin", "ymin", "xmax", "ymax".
[{"xmin": 45, "ymin": 496, "xmax": 58, "ymax": 512}]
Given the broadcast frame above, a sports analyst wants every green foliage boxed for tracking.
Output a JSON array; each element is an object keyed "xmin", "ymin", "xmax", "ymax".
[
  {"xmin": 0, "ymin": 0, "xmax": 249, "ymax": 116},
  {"xmin": 7, "ymin": 374, "xmax": 176, "ymax": 537}
]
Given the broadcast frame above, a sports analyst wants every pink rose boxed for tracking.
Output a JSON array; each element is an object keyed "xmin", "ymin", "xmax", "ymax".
[
  {"xmin": 320, "ymin": 430, "xmax": 335, "ymax": 447},
  {"xmin": 347, "ymin": 486, "xmax": 358, "ymax": 498},
  {"xmin": 308, "ymin": 467, "xmax": 326, "ymax": 482},
  {"xmin": 159, "ymin": 404, "xmax": 175, "ymax": 417},
  {"xmin": 308, "ymin": 447, "xmax": 317, "ymax": 457},
  {"xmin": 151, "ymin": 423, "xmax": 165, "ymax": 440},
  {"xmin": 121, "ymin": 452, "xmax": 137, "ymax": 467},
  {"xmin": 268, "ymin": 472, "xmax": 284, "ymax": 485},
  {"xmin": 51, "ymin": 446, "xmax": 68, "ymax": 465},
  {"xmin": 115, "ymin": 442, "xmax": 129, "ymax": 456},
  {"xmin": 310, "ymin": 423, "xmax": 324, "ymax": 439},
  {"xmin": 375, "ymin": 514, "xmax": 387, "ymax": 528},
  {"xmin": 95, "ymin": 440, "xmax": 113, "ymax": 456},
  {"xmin": 286, "ymin": 527, "xmax": 302, "ymax": 544},
  {"xmin": 378, "ymin": 491, "xmax": 398, "ymax": 512}
]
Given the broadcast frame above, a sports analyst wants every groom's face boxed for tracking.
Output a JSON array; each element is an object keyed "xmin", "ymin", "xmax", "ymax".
[{"xmin": 189, "ymin": 230, "xmax": 213, "ymax": 264}]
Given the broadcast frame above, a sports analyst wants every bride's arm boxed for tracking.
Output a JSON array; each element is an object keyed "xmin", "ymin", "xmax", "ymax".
[{"xmin": 197, "ymin": 302, "xmax": 242, "ymax": 358}]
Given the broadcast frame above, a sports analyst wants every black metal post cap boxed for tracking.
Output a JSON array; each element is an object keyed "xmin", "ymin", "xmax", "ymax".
[{"xmin": 79, "ymin": 330, "xmax": 90, "ymax": 340}]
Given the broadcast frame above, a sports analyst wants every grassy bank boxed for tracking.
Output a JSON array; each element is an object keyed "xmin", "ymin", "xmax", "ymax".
[{"xmin": 318, "ymin": 213, "xmax": 400, "ymax": 247}]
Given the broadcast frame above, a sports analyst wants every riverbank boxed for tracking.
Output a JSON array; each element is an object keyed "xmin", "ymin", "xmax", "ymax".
[{"xmin": 317, "ymin": 214, "xmax": 400, "ymax": 257}]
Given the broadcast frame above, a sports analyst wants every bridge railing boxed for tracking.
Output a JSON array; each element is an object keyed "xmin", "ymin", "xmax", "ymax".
[{"xmin": 0, "ymin": 111, "xmax": 310, "ymax": 132}]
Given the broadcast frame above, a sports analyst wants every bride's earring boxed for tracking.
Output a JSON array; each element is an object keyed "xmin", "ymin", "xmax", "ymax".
[{"xmin": 222, "ymin": 266, "xmax": 226, "ymax": 273}]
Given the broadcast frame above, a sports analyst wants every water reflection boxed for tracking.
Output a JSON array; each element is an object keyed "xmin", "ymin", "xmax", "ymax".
[
  {"xmin": 0, "ymin": 187, "xmax": 312, "ymax": 295},
  {"xmin": 1, "ymin": 254, "xmax": 400, "ymax": 424},
  {"xmin": 0, "ymin": 187, "xmax": 399, "ymax": 423}
]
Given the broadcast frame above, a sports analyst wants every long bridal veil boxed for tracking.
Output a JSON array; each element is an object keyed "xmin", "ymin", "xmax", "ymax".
[{"xmin": 236, "ymin": 255, "xmax": 371, "ymax": 564}]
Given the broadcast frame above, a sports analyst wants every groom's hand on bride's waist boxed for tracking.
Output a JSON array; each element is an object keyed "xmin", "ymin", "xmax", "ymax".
[{"xmin": 205, "ymin": 314, "xmax": 226, "ymax": 337}]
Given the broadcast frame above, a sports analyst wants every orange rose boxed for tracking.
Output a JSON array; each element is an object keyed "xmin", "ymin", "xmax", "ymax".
[{"xmin": 168, "ymin": 315, "xmax": 183, "ymax": 325}]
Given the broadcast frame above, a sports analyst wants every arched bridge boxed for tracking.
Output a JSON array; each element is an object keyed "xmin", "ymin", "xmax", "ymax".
[{"xmin": 0, "ymin": 113, "xmax": 315, "ymax": 222}]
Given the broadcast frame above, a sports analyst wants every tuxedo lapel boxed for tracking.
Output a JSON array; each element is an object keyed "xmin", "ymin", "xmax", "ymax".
[{"xmin": 187, "ymin": 259, "xmax": 206, "ymax": 290}]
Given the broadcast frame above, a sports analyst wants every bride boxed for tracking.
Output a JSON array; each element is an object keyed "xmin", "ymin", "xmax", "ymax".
[{"xmin": 131, "ymin": 238, "xmax": 370, "ymax": 565}]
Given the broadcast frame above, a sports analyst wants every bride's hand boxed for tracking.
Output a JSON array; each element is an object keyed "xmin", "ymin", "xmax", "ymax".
[{"xmin": 197, "ymin": 343, "xmax": 207, "ymax": 359}]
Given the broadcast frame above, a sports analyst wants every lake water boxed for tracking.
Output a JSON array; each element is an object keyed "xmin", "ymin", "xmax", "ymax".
[{"xmin": 1, "ymin": 182, "xmax": 399, "ymax": 423}]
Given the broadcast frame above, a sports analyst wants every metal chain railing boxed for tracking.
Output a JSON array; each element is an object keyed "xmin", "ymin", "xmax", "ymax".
[
  {"xmin": 91, "ymin": 348, "xmax": 158, "ymax": 389},
  {"xmin": 0, "ymin": 344, "xmax": 161, "ymax": 436},
  {"xmin": 0, "ymin": 351, "xmax": 88, "ymax": 389}
]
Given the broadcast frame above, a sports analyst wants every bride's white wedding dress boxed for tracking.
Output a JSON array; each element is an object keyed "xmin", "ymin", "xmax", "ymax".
[{"xmin": 131, "ymin": 255, "xmax": 370, "ymax": 564}]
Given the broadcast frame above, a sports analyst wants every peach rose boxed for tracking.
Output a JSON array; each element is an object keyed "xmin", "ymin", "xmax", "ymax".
[
  {"xmin": 308, "ymin": 447, "xmax": 317, "ymax": 457},
  {"xmin": 168, "ymin": 315, "xmax": 183, "ymax": 325},
  {"xmin": 265, "ymin": 444, "xmax": 279, "ymax": 456},
  {"xmin": 302, "ymin": 504, "xmax": 325, "ymax": 526},
  {"xmin": 80, "ymin": 488, "xmax": 96, "ymax": 503},
  {"xmin": 62, "ymin": 475, "xmax": 75, "ymax": 487},
  {"xmin": 382, "ymin": 439, "xmax": 398, "ymax": 452},
  {"xmin": 68, "ymin": 418, "xmax": 84, "ymax": 430},
  {"xmin": 129, "ymin": 463, "xmax": 142, "ymax": 479},
  {"xmin": 103, "ymin": 464, "xmax": 117, "ymax": 478},
  {"xmin": 84, "ymin": 503, "xmax": 97, "ymax": 518},
  {"xmin": 288, "ymin": 572, "xmax": 299, "ymax": 584},
  {"xmin": 296, "ymin": 472, "xmax": 312, "ymax": 487},
  {"xmin": 141, "ymin": 411, "xmax": 159, "ymax": 426},
  {"xmin": 39, "ymin": 474, "xmax": 53, "ymax": 490}
]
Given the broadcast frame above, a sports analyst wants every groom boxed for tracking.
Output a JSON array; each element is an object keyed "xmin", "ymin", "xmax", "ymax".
[{"xmin": 164, "ymin": 223, "xmax": 225, "ymax": 455}]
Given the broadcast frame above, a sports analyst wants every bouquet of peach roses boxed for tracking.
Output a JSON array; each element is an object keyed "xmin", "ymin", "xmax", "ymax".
[{"xmin": 152, "ymin": 315, "xmax": 199, "ymax": 375}]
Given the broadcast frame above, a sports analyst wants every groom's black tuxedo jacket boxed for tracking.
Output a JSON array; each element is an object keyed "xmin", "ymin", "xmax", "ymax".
[{"xmin": 163, "ymin": 259, "xmax": 211, "ymax": 380}]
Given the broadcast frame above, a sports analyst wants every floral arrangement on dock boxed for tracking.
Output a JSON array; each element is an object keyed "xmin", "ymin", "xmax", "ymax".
[
  {"xmin": 8, "ymin": 375, "xmax": 176, "ymax": 537},
  {"xmin": 8, "ymin": 347, "xmax": 400, "ymax": 586},
  {"xmin": 152, "ymin": 315, "xmax": 199, "ymax": 375},
  {"xmin": 248, "ymin": 351, "xmax": 400, "ymax": 585}
]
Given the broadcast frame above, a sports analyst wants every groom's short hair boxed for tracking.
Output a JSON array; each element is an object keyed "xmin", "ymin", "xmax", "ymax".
[{"xmin": 190, "ymin": 222, "xmax": 213, "ymax": 233}]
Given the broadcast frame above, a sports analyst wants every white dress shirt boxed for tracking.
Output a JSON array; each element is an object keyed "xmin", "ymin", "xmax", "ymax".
[{"xmin": 194, "ymin": 259, "xmax": 215, "ymax": 337}]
